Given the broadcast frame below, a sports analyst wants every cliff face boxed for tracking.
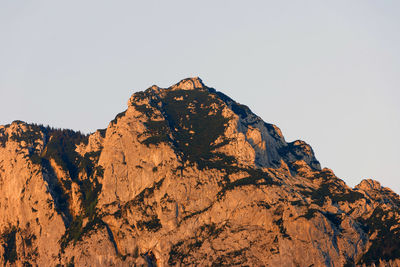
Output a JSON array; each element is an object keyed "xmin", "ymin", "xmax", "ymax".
[{"xmin": 0, "ymin": 77, "xmax": 399, "ymax": 266}]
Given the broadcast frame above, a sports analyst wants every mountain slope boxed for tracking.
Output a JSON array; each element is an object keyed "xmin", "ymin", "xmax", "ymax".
[{"xmin": 0, "ymin": 77, "xmax": 399, "ymax": 266}]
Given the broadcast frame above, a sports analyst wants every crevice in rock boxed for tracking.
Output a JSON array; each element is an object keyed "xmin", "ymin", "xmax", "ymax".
[
  {"xmin": 103, "ymin": 222, "xmax": 120, "ymax": 257},
  {"xmin": 144, "ymin": 251, "xmax": 157, "ymax": 267},
  {"xmin": 41, "ymin": 158, "xmax": 72, "ymax": 227}
]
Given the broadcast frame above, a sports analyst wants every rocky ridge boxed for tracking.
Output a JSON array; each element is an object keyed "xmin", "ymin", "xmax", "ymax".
[{"xmin": 0, "ymin": 77, "xmax": 399, "ymax": 266}]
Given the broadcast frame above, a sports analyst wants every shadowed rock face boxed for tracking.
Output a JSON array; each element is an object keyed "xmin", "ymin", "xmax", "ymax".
[{"xmin": 0, "ymin": 77, "xmax": 399, "ymax": 266}]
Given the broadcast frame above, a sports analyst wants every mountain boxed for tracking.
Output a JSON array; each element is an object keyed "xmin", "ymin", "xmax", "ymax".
[{"xmin": 0, "ymin": 77, "xmax": 399, "ymax": 266}]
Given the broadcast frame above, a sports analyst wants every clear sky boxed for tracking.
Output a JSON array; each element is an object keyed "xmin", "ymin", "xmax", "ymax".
[{"xmin": 1, "ymin": 1, "xmax": 399, "ymax": 193}]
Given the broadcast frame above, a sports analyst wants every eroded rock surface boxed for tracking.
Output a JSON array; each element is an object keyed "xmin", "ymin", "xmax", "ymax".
[{"xmin": 0, "ymin": 77, "xmax": 399, "ymax": 266}]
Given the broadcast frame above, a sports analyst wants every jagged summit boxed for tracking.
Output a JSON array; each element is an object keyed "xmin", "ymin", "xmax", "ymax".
[
  {"xmin": 125, "ymin": 77, "xmax": 320, "ymax": 173},
  {"xmin": 0, "ymin": 78, "xmax": 399, "ymax": 266},
  {"xmin": 143, "ymin": 77, "xmax": 205, "ymax": 95},
  {"xmin": 170, "ymin": 77, "xmax": 205, "ymax": 90},
  {"xmin": 357, "ymin": 179, "xmax": 383, "ymax": 191}
]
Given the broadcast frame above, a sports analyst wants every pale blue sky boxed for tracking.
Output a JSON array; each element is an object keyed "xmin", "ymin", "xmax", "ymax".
[{"xmin": 1, "ymin": 1, "xmax": 399, "ymax": 193}]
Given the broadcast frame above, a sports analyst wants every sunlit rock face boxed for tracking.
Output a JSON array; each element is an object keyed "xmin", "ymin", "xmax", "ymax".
[{"xmin": 0, "ymin": 77, "xmax": 399, "ymax": 266}]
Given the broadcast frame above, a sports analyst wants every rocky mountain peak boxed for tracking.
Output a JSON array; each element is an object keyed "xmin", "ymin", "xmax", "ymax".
[
  {"xmin": 0, "ymin": 78, "xmax": 399, "ymax": 266},
  {"xmin": 124, "ymin": 78, "xmax": 321, "ymax": 173},
  {"xmin": 170, "ymin": 77, "xmax": 205, "ymax": 90},
  {"xmin": 356, "ymin": 178, "xmax": 382, "ymax": 191}
]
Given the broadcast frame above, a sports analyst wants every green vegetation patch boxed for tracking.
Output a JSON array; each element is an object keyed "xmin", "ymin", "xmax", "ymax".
[
  {"xmin": 98, "ymin": 128, "xmax": 107, "ymax": 138},
  {"xmin": 2, "ymin": 226, "xmax": 18, "ymax": 264},
  {"xmin": 60, "ymin": 166, "xmax": 104, "ymax": 251},
  {"xmin": 324, "ymin": 212, "xmax": 342, "ymax": 227},
  {"xmin": 301, "ymin": 208, "xmax": 320, "ymax": 220},
  {"xmin": 137, "ymin": 215, "xmax": 162, "ymax": 232},
  {"xmin": 127, "ymin": 178, "xmax": 165, "ymax": 211},
  {"xmin": 23, "ymin": 232, "xmax": 37, "ymax": 248},
  {"xmin": 218, "ymin": 167, "xmax": 279, "ymax": 199},
  {"xmin": 80, "ymin": 173, "xmax": 103, "ymax": 220},
  {"xmin": 274, "ymin": 218, "xmax": 290, "ymax": 239},
  {"xmin": 358, "ymin": 207, "xmax": 400, "ymax": 265},
  {"xmin": 10, "ymin": 125, "xmax": 43, "ymax": 144},
  {"xmin": 132, "ymin": 103, "xmax": 155, "ymax": 118},
  {"xmin": 168, "ymin": 241, "xmax": 186, "ymax": 266},
  {"xmin": 41, "ymin": 128, "xmax": 88, "ymax": 180},
  {"xmin": 161, "ymin": 89, "xmax": 230, "ymax": 168},
  {"xmin": 301, "ymin": 178, "xmax": 364, "ymax": 206},
  {"xmin": 36, "ymin": 130, "xmax": 104, "ymax": 252},
  {"xmin": 131, "ymin": 88, "xmax": 235, "ymax": 168},
  {"xmin": 0, "ymin": 129, "xmax": 8, "ymax": 147},
  {"xmin": 211, "ymin": 249, "xmax": 247, "ymax": 267},
  {"xmin": 39, "ymin": 128, "xmax": 102, "ymax": 218},
  {"xmin": 119, "ymin": 179, "xmax": 164, "ymax": 234},
  {"xmin": 168, "ymin": 223, "xmax": 226, "ymax": 265},
  {"xmin": 60, "ymin": 214, "xmax": 105, "ymax": 251},
  {"xmin": 141, "ymin": 120, "xmax": 170, "ymax": 146},
  {"xmin": 78, "ymin": 151, "xmax": 102, "ymax": 179}
]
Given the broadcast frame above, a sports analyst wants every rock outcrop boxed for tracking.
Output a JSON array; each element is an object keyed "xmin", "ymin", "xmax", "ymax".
[{"xmin": 0, "ymin": 77, "xmax": 399, "ymax": 266}]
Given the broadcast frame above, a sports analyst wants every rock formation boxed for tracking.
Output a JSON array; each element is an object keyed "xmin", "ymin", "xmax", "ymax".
[{"xmin": 0, "ymin": 77, "xmax": 399, "ymax": 266}]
